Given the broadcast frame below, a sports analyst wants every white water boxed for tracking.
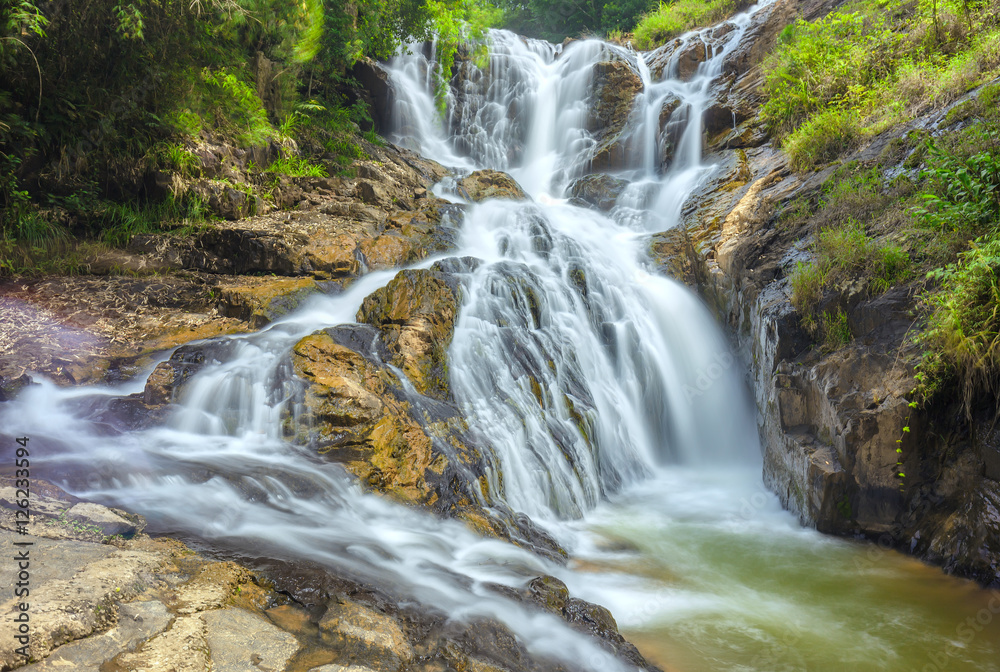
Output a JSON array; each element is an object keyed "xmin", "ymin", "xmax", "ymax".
[{"xmin": 4, "ymin": 3, "xmax": 1000, "ymax": 670}]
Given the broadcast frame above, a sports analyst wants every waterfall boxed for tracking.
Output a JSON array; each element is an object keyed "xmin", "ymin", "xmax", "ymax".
[{"xmin": 0, "ymin": 5, "xmax": 771, "ymax": 671}]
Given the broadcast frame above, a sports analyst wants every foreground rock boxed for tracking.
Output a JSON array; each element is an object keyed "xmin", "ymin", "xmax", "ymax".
[{"xmin": 0, "ymin": 481, "xmax": 658, "ymax": 672}]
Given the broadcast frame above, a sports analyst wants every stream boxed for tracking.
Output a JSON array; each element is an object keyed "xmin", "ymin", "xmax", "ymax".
[{"xmin": 3, "ymin": 1, "xmax": 1000, "ymax": 669}]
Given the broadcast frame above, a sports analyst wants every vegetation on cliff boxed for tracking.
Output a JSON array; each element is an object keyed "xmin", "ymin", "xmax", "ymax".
[{"xmin": 774, "ymin": 0, "xmax": 1000, "ymax": 413}]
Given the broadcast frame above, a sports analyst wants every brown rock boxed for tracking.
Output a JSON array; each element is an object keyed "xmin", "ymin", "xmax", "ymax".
[
  {"xmin": 588, "ymin": 59, "xmax": 643, "ymax": 172},
  {"xmin": 458, "ymin": 170, "xmax": 528, "ymax": 202},
  {"xmin": 356, "ymin": 269, "xmax": 462, "ymax": 400}
]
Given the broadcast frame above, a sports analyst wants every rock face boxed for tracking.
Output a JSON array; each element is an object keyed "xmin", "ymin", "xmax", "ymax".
[
  {"xmin": 351, "ymin": 58, "xmax": 395, "ymax": 133},
  {"xmin": 569, "ymin": 174, "xmax": 629, "ymax": 211}
]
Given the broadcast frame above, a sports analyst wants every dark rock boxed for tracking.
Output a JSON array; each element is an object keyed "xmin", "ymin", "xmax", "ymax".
[
  {"xmin": 351, "ymin": 58, "xmax": 396, "ymax": 133},
  {"xmin": 569, "ymin": 174, "xmax": 629, "ymax": 211},
  {"xmin": 0, "ymin": 373, "xmax": 33, "ymax": 402}
]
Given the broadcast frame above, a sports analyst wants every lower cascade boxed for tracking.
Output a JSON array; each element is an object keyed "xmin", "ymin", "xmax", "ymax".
[{"xmin": 3, "ymin": 1, "xmax": 1000, "ymax": 670}]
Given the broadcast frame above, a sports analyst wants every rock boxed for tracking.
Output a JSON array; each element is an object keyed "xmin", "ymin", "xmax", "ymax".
[
  {"xmin": 588, "ymin": 59, "xmax": 643, "ymax": 172},
  {"xmin": 356, "ymin": 268, "xmax": 462, "ymax": 400},
  {"xmin": 351, "ymin": 58, "xmax": 395, "ymax": 133},
  {"xmin": 722, "ymin": 0, "xmax": 798, "ymax": 79},
  {"xmin": 0, "ymin": 373, "xmax": 33, "ymax": 402},
  {"xmin": 568, "ymin": 174, "xmax": 629, "ymax": 211},
  {"xmin": 457, "ymin": 170, "xmax": 528, "ymax": 202},
  {"xmin": 288, "ymin": 328, "xmax": 456, "ymax": 507},
  {"xmin": 218, "ymin": 276, "xmax": 322, "ymax": 328},
  {"xmin": 676, "ymin": 39, "xmax": 707, "ymax": 81},
  {"xmin": 0, "ymin": 479, "xmax": 145, "ymax": 542},
  {"xmin": 520, "ymin": 576, "xmax": 657, "ymax": 671},
  {"xmin": 116, "ymin": 614, "xmax": 211, "ymax": 672},
  {"xmin": 21, "ymin": 601, "xmax": 172, "ymax": 672},
  {"xmin": 204, "ymin": 608, "xmax": 300, "ymax": 672},
  {"xmin": 319, "ymin": 599, "xmax": 414, "ymax": 670}
]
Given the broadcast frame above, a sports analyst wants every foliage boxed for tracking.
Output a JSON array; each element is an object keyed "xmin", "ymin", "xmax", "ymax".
[
  {"xmin": 822, "ymin": 309, "xmax": 853, "ymax": 349},
  {"xmin": 761, "ymin": 0, "xmax": 1000, "ymax": 170},
  {"xmin": 916, "ymin": 234, "xmax": 1000, "ymax": 414},
  {"xmin": 633, "ymin": 0, "xmax": 748, "ymax": 50},
  {"xmin": 790, "ymin": 218, "xmax": 911, "ymax": 316},
  {"xmin": 426, "ymin": 0, "xmax": 502, "ymax": 113},
  {"xmin": 265, "ymin": 156, "xmax": 328, "ymax": 177},
  {"xmin": 784, "ymin": 108, "xmax": 862, "ymax": 172},
  {"xmin": 913, "ymin": 140, "xmax": 1000, "ymax": 233}
]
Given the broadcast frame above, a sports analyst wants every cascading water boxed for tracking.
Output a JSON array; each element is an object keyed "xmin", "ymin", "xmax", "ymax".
[{"xmin": 4, "ymin": 2, "xmax": 1000, "ymax": 670}]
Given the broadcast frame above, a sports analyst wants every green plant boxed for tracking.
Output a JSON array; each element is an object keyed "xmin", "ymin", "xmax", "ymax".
[
  {"xmin": 265, "ymin": 156, "xmax": 328, "ymax": 178},
  {"xmin": 790, "ymin": 260, "xmax": 825, "ymax": 313},
  {"xmin": 632, "ymin": 0, "xmax": 749, "ymax": 50},
  {"xmin": 202, "ymin": 68, "xmax": 276, "ymax": 148},
  {"xmin": 784, "ymin": 108, "xmax": 862, "ymax": 171},
  {"xmin": 916, "ymin": 233, "xmax": 1000, "ymax": 414},
  {"xmin": 913, "ymin": 141, "xmax": 1000, "ymax": 233},
  {"xmin": 822, "ymin": 308, "xmax": 852, "ymax": 348}
]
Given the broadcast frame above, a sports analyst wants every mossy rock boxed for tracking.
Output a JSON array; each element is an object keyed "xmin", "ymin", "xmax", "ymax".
[
  {"xmin": 356, "ymin": 268, "xmax": 462, "ymax": 400},
  {"xmin": 457, "ymin": 170, "xmax": 528, "ymax": 202}
]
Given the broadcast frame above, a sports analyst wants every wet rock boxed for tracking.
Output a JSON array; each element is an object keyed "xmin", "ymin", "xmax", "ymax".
[
  {"xmin": 351, "ymin": 58, "xmax": 395, "ymax": 133},
  {"xmin": 288, "ymin": 328, "xmax": 457, "ymax": 507},
  {"xmin": 521, "ymin": 576, "xmax": 657, "ymax": 671},
  {"xmin": 458, "ymin": 170, "xmax": 528, "ymax": 202},
  {"xmin": 589, "ymin": 59, "xmax": 643, "ymax": 172},
  {"xmin": 568, "ymin": 174, "xmax": 629, "ymax": 211},
  {"xmin": 357, "ymin": 268, "xmax": 462, "ymax": 400},
  {"xmin": 204, "ymin": 608, "xmax": 300, "ymax": 672},
  {"xmin": 218, "ymin": 276, "xmax": 322, "ymax": 328},
  {"xmin": 722, "ymin": 0, "xmax": 798, "ymax": 79},
  {"xmin": 0, "ymin": 373, "xmax": 33, "ymax": 402},
  {"xmin": 676, "ymin": 39, "xmax": 707, "ymax": 81},
  {"xmin": 319, "ymin": 599, "xmax": 414, "ymax": 670}
]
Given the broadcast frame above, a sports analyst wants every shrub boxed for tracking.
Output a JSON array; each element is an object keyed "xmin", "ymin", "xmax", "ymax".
[
  {"xmin": 914, "ymin": 142, "xmax": 1000, "ymax": 234},
  {"xmin": 822, "ymin": 309, "xmax": 853, "ymax": 348},
  {"xmin": 791, "ymin": 218, "xmax": 911, "ymax": 317},
  {"xmin": 265, "ymin": 156, "xmax": 328, "ymax": 178}
]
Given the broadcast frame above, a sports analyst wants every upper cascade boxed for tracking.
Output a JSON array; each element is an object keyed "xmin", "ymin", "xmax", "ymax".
[
  {"xmin": 384, "ymin": 9, "xmax": 766, "ymax": 520},
  {"xmin": 389, "ymin": 1, "xmax": 771, "ymax": 218}
]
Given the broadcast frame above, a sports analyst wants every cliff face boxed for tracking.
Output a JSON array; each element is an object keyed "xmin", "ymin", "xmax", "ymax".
[{"xmin": 646, "ymin": 0, "xmax": 1000, "ymax": 587}]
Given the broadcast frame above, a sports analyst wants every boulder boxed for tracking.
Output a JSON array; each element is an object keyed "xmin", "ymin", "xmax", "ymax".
[
  {"xmin": 356, "ymin": 268, "xmax": 462, "ymax": 400},
  {"xmin": 457, "ymin": 170, "xmax": 528, "ymax": 202},
  {"xmin": 568, "ymin": 174, "xmax": 629, "ymax": 211}
]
